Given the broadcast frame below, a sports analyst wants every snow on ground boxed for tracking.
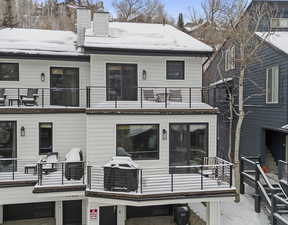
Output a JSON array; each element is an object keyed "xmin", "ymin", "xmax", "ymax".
[
  {"xmin": 190, "ymin": 186, "xmax": 270, "ymax": 225},
  {"xmin": 85, "ymin": 22, "xmax": 213, "ymax": 52}
]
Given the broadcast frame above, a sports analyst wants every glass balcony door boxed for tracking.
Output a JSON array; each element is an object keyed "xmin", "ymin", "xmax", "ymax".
[
  {"xmin": 169, "ymin": 123, "xmax": 208, "ymax": 169},
  {"xmin": 50, "ymin": 67, "xmax": 79, "ymax": 107},
  {"xmin": 0, "ymin": 121, "xmax": 17, "ymax": 172},
  {"xmin": 106, "ymin": 63, "xmax": 138, "ymax": 101}
]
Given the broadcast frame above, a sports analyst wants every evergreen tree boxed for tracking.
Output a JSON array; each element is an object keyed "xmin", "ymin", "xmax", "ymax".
[{"xmin": 177, "ymin": 13, "xmax": 184, "ymax": 31}]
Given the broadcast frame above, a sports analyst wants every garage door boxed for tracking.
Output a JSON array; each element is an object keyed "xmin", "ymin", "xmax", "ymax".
[{"xmin": 3, "ymin": 202, "xmax": 55, "ymax": 221}]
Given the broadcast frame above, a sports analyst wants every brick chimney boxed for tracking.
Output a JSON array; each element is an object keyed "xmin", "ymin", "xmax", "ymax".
[{"xmin": 76, "ymin": 1, "xmax": 91, "ymax": 46}]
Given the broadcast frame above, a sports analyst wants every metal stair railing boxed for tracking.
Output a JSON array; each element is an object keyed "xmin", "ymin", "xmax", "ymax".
[{"xmin": 240, "ymin": 156, "xmax": 288, "ymax": 225}]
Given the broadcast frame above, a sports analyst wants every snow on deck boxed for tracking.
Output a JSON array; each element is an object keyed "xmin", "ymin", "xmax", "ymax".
[
  {"xmin": 0, "ymin": 28, "xmax": 81, "ymax": 56},
  {"xmin": 91, "ymin": 101, "xmax": 214, "ymax": 110},
  {"xmin": 85, "ymin": 22, "xmax": 213, "ymax": 52}
]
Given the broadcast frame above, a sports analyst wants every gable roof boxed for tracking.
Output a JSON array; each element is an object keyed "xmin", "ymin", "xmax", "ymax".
[
  {"xmin": 256, "ymin": 32, "xmax": 288, "ymax": 55},
  {"xmin": 0, "ymin": 28, "xmax": 82, "ymax": 57},
  {"xmin": 84, "ymin": 22, "xmax": 213, "ymax": 54}
]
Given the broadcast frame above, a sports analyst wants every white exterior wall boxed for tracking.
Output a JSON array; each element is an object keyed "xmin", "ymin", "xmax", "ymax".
[
  {"xmin": 0, "ymin": 58, "xmax": 90, "ymax": 107},
  {"xmin": 87, "ymin": 114, "xmax": 217, "ymax": 167},
  {"xmin": 0, "ymin": 114, "xmax": 86, "ymax": 161},
  {"xmin": 89, "ymin": 55, "xmax": 206, "ymax": 106}
]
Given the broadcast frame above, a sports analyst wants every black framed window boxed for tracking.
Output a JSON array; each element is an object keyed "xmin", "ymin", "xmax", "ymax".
[
  {"xmin": 0, "ymin": 121, "xmax": 17, "ymax": 172},
  {"xmin": 0, "ymin": 63, "xmax": 19, "ymax": 81},
  {"xmin": 166, "ymin": 61, "xmax": 185, "ymax": 80},
  {"xmin": 39, "ymin": 123, "xmax": 53, "ymax": 155},
  {"xmin": 106, "ymin": 63, "xmax": 138, "ymax": 101},
  {"xmin": 170, "ymin": 123, "xmax": 208, "ymax": 166},
  {"xmin": 116, "ymin": 124, "xmax": 159, "ymax": 160}
]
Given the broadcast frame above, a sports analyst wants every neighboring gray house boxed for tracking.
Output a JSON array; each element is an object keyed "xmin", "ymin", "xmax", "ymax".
[{"xmin": 204, "ymin": 0, "xmax": 288, "ymax": 173}]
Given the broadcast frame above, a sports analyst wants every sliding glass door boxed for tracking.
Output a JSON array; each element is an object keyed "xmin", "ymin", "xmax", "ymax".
[
  {"xmin": 50, "ymin": 67, "xmax": 79, "ymax": 107},
  {"xmin": 106, "ymin": 64, "xmax": 138, "ymax": 101},
  {"xmin": 0, "ymin": 121, "xmax": 17, "ymax": 172},
  {"xmin": 169, "ymin": 123, "xmax": 208, "ymax": 168}
]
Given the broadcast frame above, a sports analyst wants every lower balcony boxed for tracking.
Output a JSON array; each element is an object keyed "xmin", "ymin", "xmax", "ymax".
[
  {"xmin": 86, "ymin": 157, "xmax": 236, "ymax": 202},
  {"xmin": 0, "ymin": 158, "xmax": 86, "ymax": 192}
]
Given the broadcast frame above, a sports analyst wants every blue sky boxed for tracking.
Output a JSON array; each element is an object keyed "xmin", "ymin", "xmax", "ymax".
[
  {"xmin": 36, "ymin": 0, "xmax": 204, "ymax": 20},
  {"xmin": 101, "ymin": 0, "xmax": 204, "ymax": 18}
]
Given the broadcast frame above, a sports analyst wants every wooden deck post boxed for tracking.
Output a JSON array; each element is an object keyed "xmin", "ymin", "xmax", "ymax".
[{"xmin": 55, "ymin": 201, "xmax": 63, "ymax": 225}]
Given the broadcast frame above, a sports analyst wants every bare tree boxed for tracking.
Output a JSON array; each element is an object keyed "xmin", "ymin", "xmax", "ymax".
[
  {"xmin": 214, "ymin": 0, "xmax": 275, "ymax": 201},
  {"xmin": 112, "ymin": 0, "xmax": 169, "ymax": 23},
  {"xmin": 201, "ymin": 0, "xmax": 221, "ymax": 23},
  {"xmin": 1, "ymin": 0, "xmax": 18, "ymax": 28}
]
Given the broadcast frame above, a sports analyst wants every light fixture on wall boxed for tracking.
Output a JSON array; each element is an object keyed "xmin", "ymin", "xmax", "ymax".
[
  {"xmin": 142, "ymin": 70, "xmax": 147, "ymax": 80},
  {"xmin": 41, "ymin": 73, "xmax": 45, "ymax": 82},
  {"xmin": 162, "ymin": 129, "xmax": 167, "ymax": 140},
  {"xmin": 20, "ymin": 126, "xmax": 25, "ymax": 137}
]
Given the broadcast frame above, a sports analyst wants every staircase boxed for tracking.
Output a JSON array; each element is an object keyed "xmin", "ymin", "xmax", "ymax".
[{"xmin": 240, "ymin": 157, "xmax": 288, "ymax": 225}]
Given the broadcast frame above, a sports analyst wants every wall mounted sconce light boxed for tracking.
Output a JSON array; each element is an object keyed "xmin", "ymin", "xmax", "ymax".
[
  {"xmin": 20, "ymin": 126, "xmax": 25, "ymax": 137},
  {"xmin": 142, "ymin": 70, "xmax": 147, "ymax": 80},
  {"xmin": 41, "ymin": 73, "xmax": 45, "ymax": 82},
  {"xmin": 162, "ymin": 129, "xmax": 167, "ymax": 140}
]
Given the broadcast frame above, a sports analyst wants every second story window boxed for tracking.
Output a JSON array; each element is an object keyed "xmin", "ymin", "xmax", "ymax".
[
  {"xmin": 39, "ymin": 123, "xmax": 53, "ymax": 155},
  {"xmin": 0, "ymin": 63, "xmax": 19, "ymax": 81},
  {"xmin": 166, "ymin": 61, "xmax": 185, "ymax": 80},
  {"xmin": 225, "ymin": 46, "xmax": 235, "ymax": 71},
  {"xmin": 116, "ymin": 124, "xmax": 159, "ymax": 160},
  {"xmin": 271, "ymin": 18, "xmax": 288, "ymax": 28},
  {"xmin": 266, "ymin": 66, "xmax": 279, "ymax": 104}
]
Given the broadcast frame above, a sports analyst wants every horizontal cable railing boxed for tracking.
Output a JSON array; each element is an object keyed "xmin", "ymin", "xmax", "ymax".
[
  {"xmin": 0, "ymin": 158, "xmax": 38, "ymax": 182},
  {"xmin": 37, "ymin": 161, "xmax": 86, "ymax": 186},
  {"xmin": 0, "ymin": 87, "xmax": 204, "ymax": 109},
  {"xmin": 0, "ymin": 88, "xmax": 88, "ymax": 108},
  {"xmin": 87, "ymin": 157, "xmax": 233, "ymax": 194},
  {"xmin": 88, "ymin": 86, "xmax": 203, "ymax": 109}
]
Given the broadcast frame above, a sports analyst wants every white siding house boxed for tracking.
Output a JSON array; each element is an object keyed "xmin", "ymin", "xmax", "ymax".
[{"xmin": 0, "ymin": 4, "xmax": 235, "ymax": 225}]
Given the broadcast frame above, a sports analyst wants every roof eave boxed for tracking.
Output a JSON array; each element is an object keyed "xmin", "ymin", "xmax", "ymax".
[
  {"xmin": 84, "ymin": 46, "xmax": 213, "ymax": 57},
  {"xmin": 0, "ymin": 51, "xmax": 90, "ymax": 61}
]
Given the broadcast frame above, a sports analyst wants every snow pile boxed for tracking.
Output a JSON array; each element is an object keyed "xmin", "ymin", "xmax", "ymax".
[
  {"xmin": 256, "ymin": 32, "xmax": 288, "ymax": 55},
  {"xmin": 0, "ymin": 28, "xmax": 82, "ymax": 56},
  {"xmin": 85, "ymin": 22, "xmax": 213, "ymax": 52},
  {"xmin": 189, "ymin": 186, "xmax": 270, "ymax": 225}
]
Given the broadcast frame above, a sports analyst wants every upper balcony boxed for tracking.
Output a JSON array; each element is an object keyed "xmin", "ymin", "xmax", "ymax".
[{"xmin": 0, "ymin": 87, "xmax": 214, "ymax": 112}]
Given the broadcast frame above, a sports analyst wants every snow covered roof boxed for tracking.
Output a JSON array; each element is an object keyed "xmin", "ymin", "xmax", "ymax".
[
  {"xmin": 256, "ymin": 32, "xmax": 288, "ymax": 55},
  {"xmin": 0, "ymin": 28, "xmax": 82, "ymax": 56},
  {"xmin": 84, "ymin": 22, "xmax": 213, "ymax": 53}
]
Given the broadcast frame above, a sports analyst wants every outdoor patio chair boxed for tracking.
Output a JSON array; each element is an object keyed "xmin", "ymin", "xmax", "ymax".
[
  {"xmin": 169, "ymin": 89, "xmax": 182, "ymax": 102},
  {"xmin": 41, "ymin": 152, "xmax": 59, "ymax": 174},
  {"xmin": 0, "ymin": 88, "xmax": 7, "ymax": 106},
  {"xmin": 20, "ymin": 88, "xmax": 39, "ymax": 106},
  {"xmin": 143, "ymin": 89, "xmax": 156, "ymax": 101}
]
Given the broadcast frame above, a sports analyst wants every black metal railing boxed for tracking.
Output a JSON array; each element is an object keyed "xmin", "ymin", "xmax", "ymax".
[
  {"xmin": 37, "ymin": 161, "xmax": 86, "ymax": 186},
  {"xmin": 0, "ymin": 88, "xmax": 88, "ymax": 108},
  {"xmin": 0, "ymin": 87, "xmax": 204, "ymax": 109},
  {"xmin": 87, "ymin": 157, "xmax": 233, "ymax": 194},
  {"xmin": 88, "ymin": 86, "xmax": 203, "ymax": 109},
  {"xmin": 0, "ymin": 158, "xmax": 38, "ymax": 182},
  {"xmin": 240, "ymin": 157, "xmax": 288, "ymax": 225}
]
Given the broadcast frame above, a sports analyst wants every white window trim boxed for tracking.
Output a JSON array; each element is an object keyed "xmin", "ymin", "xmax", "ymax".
[
  {"xmin": 266, "ymin": 65, "xmax": 279, "ymax": 104},
  {"xmin": 271, "ymin": 18, "xmax": 288, "ymax": 28},
  {"xmin": 225, "ymin": 46, "xmax": 235, "ymax": 71}
]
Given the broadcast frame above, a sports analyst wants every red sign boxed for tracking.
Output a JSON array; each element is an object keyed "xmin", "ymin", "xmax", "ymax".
[{"xmin": 90, "ymin": 209, "xmax": 98, "ymax": 220}]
